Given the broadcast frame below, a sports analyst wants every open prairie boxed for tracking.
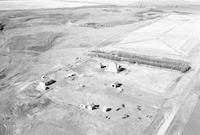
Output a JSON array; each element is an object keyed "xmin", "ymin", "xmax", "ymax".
[{"xmin": 0, "ymin": 1, "xmax": 200, "ymax": 135}]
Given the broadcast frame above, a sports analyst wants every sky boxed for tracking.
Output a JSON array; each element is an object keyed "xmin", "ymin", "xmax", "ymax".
[{"xmin": 0, "ymin": 0, "xmax": 199, "ymax": 10}]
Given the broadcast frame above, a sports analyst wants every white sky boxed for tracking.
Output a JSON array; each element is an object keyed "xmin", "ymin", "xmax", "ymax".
[
  {"xmin": 0, "ymin": 0, "xmax": 199, "ymax": 10},
  {"xmin": 0, "ymin": 0, "xmax": 100, "ymax": 10}
]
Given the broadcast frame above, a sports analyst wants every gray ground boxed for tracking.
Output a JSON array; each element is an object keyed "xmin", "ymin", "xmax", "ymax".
[{"xmin": 182, "ymin": 98, "xmax": 200, "ymax": 135}]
